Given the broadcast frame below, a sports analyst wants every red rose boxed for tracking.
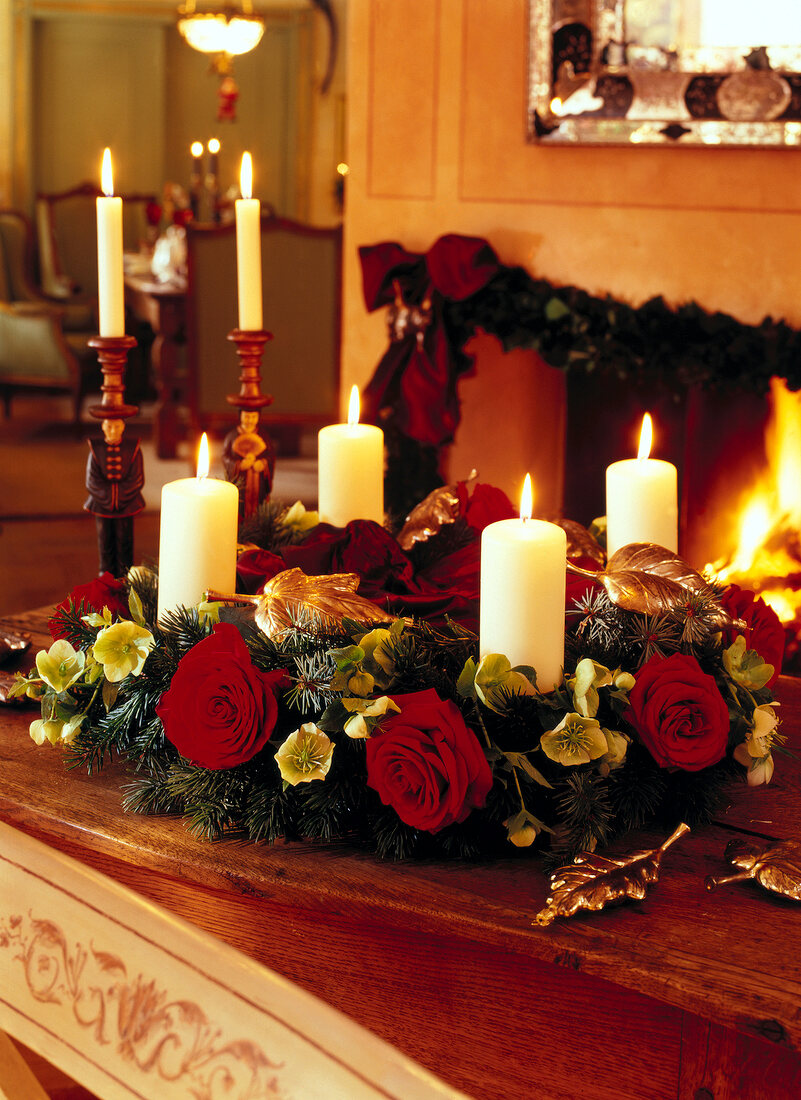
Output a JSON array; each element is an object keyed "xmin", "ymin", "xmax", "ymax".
[
  {"xmin": 720, "ymin": 584, "xmax": 784, "ymax": 687},
  {"xmin": 156, "ymin": 622, "xmax": 287, "ymax": 770},
  {"xmin": 365, "ymin": 689, "xmax": 492, "ymax": 832},
  {"xmin": 456, "ymin": 482, "xmax": 516, "ymax": 533},
  {"xmin": 625, "ymin": 653, "xmax": 730, "ymax": 772},
  {"xmin": 50, "ymin": 573, "xmax": 129, "ymax": 639}
]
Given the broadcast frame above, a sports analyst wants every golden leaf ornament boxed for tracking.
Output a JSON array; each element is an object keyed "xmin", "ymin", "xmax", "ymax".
[
  {"xmin": 535, "ymin": 823, "xmax": 690, "ymax": 926},
  {"xmin": 567, "ymin": 542, "xmax": 744, "ymax": 627},
  {"xmin": 554, "ymin": 518, "xmax": 606, "ymax": 567},
  {"xmin": 705, "ymin": 838, "xmax": 801, "ymax": 901},
  {"xmin": 208, "ymin": 568, "xmax": 390, "ymax": 641},
  {"xmin": 397, "ymin": 484, "xmax": 463, "ymax": 551}
]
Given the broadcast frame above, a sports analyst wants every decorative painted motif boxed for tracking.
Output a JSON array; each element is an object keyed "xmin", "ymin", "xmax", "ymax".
[{"xmin": 0, "ymin": 910, "xmax": 285, "ymax": 1099}]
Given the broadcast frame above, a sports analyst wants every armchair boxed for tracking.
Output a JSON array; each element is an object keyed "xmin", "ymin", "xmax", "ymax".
[{"xmin": 0, "ymin": 209, "xmax": 98, "ymax": 419}]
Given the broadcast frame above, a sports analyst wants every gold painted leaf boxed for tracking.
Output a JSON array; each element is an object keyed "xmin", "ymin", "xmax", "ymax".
[
  {"xmin": 705, "ymin": 838, "xmax": 801, "ymax": 901},
  {"xmin": 254, "ymin": 568, "xmax": 390, "ymax": 640},
  {"xmin": 536, "ymin": 823, "xmax": 690, "ymax": 926},
  {"xmin": 606, "ymin": 544, "xmax": 709, "ymax": 594},
  {"xmin": 397, "ymin": 484, "xmax": 462, "ymax": 551},
  {"xmin": 555, "ymin": 518, "xmax": 606, "ymax": 567}
]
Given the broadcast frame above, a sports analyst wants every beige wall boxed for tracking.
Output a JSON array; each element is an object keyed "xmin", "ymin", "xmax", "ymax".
[{"xmin": 342, "ymin": 0, "xmax": 801, "ymax": 512}]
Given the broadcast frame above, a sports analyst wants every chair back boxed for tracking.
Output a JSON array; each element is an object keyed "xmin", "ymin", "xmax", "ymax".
[
  {"xmin": 35, "ymin": 182, "xmax": 156, "ymax": 298},
  {"xmin": 185, "ymin": 216, "xmax": 341, "ymax": 437},
  {"xmin": 0, "ymin": 209, "xmax": 39, "ymax": 303},
  {"xmin": 0, "ymin": 820, "xmax": 470, "ymax": 1099}
]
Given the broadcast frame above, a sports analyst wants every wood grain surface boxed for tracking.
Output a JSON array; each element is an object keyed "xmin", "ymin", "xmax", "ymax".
[{"xmin": 2, "ymin": 608, "xmax": 801, "ymax": 1099}]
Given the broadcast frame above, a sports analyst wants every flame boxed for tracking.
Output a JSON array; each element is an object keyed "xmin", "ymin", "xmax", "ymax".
[
  {"xmin": 520, "ymin": 473, "xmax": 533, "ymax": 522},
  {"xmin": 101, "ymin": 148, "xmax": 114, "ymax": 197},
  {"xmin": 240, "ymin": 152, "xmax": 253, "ymax": 199},
  {"xmin": 707, "ymin": 378, "xmax": 801, "ymax": 624},
  {"xmin": 637, "ymin": 413, "xmax": 653, "ymax": 460},
  {"xmin": 197, "ymin": 433, "xmax": 210, "ymax": 479},
  {"xmin": 191, "ymin": 141, "xmax": 203, "ymax": 157},
  {"xmin": 208, "ymin": 137, "xmax": 220, "ymax": 154},
  {"xmin": 347, "ymin": 385, "xmax": 360, "ymax": 427}
]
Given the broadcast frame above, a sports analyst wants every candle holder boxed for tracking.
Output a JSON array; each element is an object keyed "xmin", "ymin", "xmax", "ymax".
[
  {"xmin": 221, "ymin": 328, "xmax": 275, "ymax": 521},
  {"xmin": 85, "ymin": 333, "xmax": 145, "ymax": 579}
]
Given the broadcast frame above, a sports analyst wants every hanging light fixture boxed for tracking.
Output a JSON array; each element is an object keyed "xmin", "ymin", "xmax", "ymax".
[{"xmin": 177, "ymin": 0, "xmax": 265, "ymax": 57}]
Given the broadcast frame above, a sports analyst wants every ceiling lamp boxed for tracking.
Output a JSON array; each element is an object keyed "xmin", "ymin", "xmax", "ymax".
[{"xmin": 178, "ymin": 1, "xmax": 265, "ymax": 57}]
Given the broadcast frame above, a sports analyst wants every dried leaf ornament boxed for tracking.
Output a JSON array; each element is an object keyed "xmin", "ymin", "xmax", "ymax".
[
  {"xmin": 397, "ymin": 471, "xmax": 478, "ymax": 551},
  {"xmin": 566, "ymin": 542, "xmax": 744, "ymax": 628},
  {"xmin": 208, "ymin": 568, "xmax": 390, "ymax": 641},
  {"xmin": 705, "ymin": 838, "xmax": 801, "ymax": 902},
  {"xmin": 553, "ymin": 518, "xmax": 606, "ymax": 568},
  {"xmin": 535, "ymin": 822, "xmax": 690, "ymax": 926}
]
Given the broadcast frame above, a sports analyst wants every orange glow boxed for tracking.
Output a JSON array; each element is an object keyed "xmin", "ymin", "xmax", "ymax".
[
  {"xmin": 347, "ymin": 385, "xmax": 360, "ymax": 427},
  {"xmin": 197, "ymin": 433, "xmax": 210, "ymax": 479},
  {"xmin": 707, "ymin": 379, "xmax": 801, "ymax": 624},
  {"xmin": 520, "ymin": 473, "xmax": 533, "ymax": 522},
  {"xmin": 637, "ymin": 413, "xmax": 653, "ymax": 460},
  {"xmin": 101, "ymin": 148, "xmax": 114, "ymax": 197},
  {"xmin": 240, "ymin": 152, "xmax": 253, "ymax": 199},
  {"xmin": 191, "ymin": 141, "xmax": 203, "ymax": 158}
]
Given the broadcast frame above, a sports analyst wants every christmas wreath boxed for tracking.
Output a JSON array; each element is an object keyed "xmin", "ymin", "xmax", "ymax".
[{"xmin": 12, "ymin": 485, "xmax": 786, "ymax": 863}]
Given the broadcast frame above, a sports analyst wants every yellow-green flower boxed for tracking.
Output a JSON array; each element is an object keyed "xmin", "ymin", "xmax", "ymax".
[
  {"xmin": 723, "ymin": 636, "xmax": 774, "ymax": 691},
  {"xmin": 275, "ymin": 723, "xmax": 334, "ymax": 785},
  {"xmin": 474, "ymin": 653, "xmax": 536, "ymax": 713},
  {"xmin": 29, "ymin": 713, "xmax": 83, "ymax": 747},
  {"xmin": 35, "ymin": 640, "xmax": 86, "ymax": 693},
  {"xmin": 281, "ymin": 500, "xmax": 319, "ymax": 532},
  {"xmin": 92, "ymin": 621, "xmax": 155, "ymax": 683},
  {"xmin": 568, "ymin": 658, "xmax": 612, "ymax": 718},
  {"xmin": 343, "ymin": 695, "xmax": 401, "ymax": 739},
  {"xmin": 540, "ymin": 713, "xmax": 608, "ymax": 766},
  {"xmin": 733, "ymin": 703, "xmax": 781, "ymax": 786}
]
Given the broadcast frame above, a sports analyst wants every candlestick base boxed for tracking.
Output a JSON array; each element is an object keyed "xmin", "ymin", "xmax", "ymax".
[
  {"xmin": 221, "ymin": 328, "xmax": 276, "ymax": 521},
  {"xmin": 85, "ymin": 333, "xmax": 144, "ymax": 579}
]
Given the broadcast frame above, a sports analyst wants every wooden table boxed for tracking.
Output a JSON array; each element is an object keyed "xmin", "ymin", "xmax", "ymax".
[
  {"xmin": 2, "ymin": 608, "xmax": 801, "ymax": 1100},
  {"xmin": 124, "ymin": 270, "xmax": 186, "ymax": 459}
]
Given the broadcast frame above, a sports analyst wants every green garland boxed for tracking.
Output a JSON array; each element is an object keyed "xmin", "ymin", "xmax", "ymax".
[
  {"xmin": 447, "ymin": 266, "xmax": 801, "ymax": 396},
  {"xmin": 12, "ymin": 509, "xmax": 781, "ymax": 864}
]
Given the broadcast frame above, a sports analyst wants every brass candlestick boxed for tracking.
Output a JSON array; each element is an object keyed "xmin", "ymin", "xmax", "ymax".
[
  {"xmin": 85, "ymin": 333, "xmax": 145, "ymax": 579},
  {"xmin": 221, "ymin": 328, "xmax": 275, "ymax": 520}
]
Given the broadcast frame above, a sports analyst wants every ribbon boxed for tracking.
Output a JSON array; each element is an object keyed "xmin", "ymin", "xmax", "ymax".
[{"xmin": 359, "ymin": 234, "xmax": 500, "ymax": 447}]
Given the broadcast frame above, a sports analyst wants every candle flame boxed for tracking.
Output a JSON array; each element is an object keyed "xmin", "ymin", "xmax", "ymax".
[
  {"xmin": 208, "ymin": 137, "xmax": 220, "ymax": 154},
  {"xmin": 240, "ymin": 152, "xmax": 253, "ymax": 200},
  {"xmin": 191, "ymin": 141, "xmax": 203, "ymax": 157},
  {"xmin": 637, "ymin": 413, "xmax": 653, "ymax": 460},
  {"xmin": 101, "ymin": 148, "xmax": 114, "ymax": 197},
  {"xmin": 520, "ymin": 473, "xmax": 533, "ymax": 522},
  {"xmin": 197, "ymin": 433, "xmax": 210, "ymax": 479},
  {"xmin": 347, "ymin": 385, "xmax": 360, "ymax": 427}
]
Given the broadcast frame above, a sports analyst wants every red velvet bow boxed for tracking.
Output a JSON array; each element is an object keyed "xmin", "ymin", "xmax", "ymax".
[{"xmin": 359, "ymin": 235, "xmax": 500, "ymax": 447}]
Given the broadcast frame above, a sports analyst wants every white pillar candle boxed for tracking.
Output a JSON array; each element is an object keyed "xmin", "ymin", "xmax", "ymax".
[
  {"xmin": 96, "ymin": 148, "xmax": 125, "ymax": 337},
  {"xmin": 606, "ymin": 413, "xmax": 678, "ymax": 558},
  {"xmin": 318, "ymin": 386, "xmax": 384, "ymax": 528},
  {"xmin": 235, "ymin": 151, "xmax": 262, "ymax": 331},
  {"xmin": 479, "ymin": 475, "xmax": 567, "ymax": 692},
  {"xmin": 157, "ymin": 434, "xmax": 239, "ymax": 621}
]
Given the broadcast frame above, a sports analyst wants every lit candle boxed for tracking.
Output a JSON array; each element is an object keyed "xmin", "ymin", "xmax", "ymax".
[
  {"xmin": 606, "ymin": 413, "xmax": 678, "ymax": 557},
  {"xmin": 191, "ymin": 140, "xmax": 204, "ymax": 177},
  {"xmin": 235, "ymin": 151, "xmax": 262, "ymax": 331},
  {"xmin": 157, "ymin": 433, "xmax": 239, "ymax": 622},
  {"xmin": 479, "ymin": 475, "xmax": 567, "ymax": 691},
  {"xmin": 96, "ymin": 148, "xmax": 124, "ymax": 337},
  {"xmin": 318, "ymin": 386, "xmax": 384, "ymax": 528}
]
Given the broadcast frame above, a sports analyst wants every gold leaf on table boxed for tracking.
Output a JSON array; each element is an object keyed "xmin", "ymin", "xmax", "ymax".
[
  {"xmin": 705, "ymin": 838, "xmax": 801, "ymax": 901},
  {"xmin": 535, "ymin": 823, "xmax": 690, "ymax": 926}
]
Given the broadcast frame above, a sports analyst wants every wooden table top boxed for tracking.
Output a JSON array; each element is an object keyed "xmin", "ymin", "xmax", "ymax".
[{"xmin": 2, "ymin": 607, "xmax": 801, "ymax": 1058}]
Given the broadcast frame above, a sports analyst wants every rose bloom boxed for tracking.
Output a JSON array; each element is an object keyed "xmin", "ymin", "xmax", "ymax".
[
  {"xmin": 365, "ymin": 688, "xmax": 492, "ymax": 832},
  {"xmin": 156, "ymin": 622, "xmax": 287, "ymax": 770},
  {"xmin": 625, "ymin": 653, "xmax": 730, "ymax": 772},
  {"xmin": 50, "ymin": 573, "xmax": 129, "ymax": 639},
  {"xmin": 720, "ymin": 584, "xmax": 784, "ymax": 687}
]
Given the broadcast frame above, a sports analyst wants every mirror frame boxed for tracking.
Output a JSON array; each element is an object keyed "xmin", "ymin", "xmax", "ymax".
[{"xmin": 527, "ymin": 0, "xmax": 801, "ymax": 147}]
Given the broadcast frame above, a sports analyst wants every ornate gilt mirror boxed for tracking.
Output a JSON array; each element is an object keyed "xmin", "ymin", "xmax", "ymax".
[{"xmin": 528, "ymin": 0, "xmax": 801, "ymax": 145}]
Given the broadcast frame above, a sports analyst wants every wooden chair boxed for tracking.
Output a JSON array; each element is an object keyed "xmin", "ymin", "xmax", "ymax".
[
  {"xmin": 0, "ymin": 209, "xmax": 98, "ymax": 419},
  {"xmin": 35, "ymin": 183, "xmax": 156, "ymax": 300},
  {"xmin": 185, "ymin": 216, "xmax": 341, "ymax": 450},
  {"xmin": 0, "ymin": 820, "xmax": 471, "ymax": 1100}
]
